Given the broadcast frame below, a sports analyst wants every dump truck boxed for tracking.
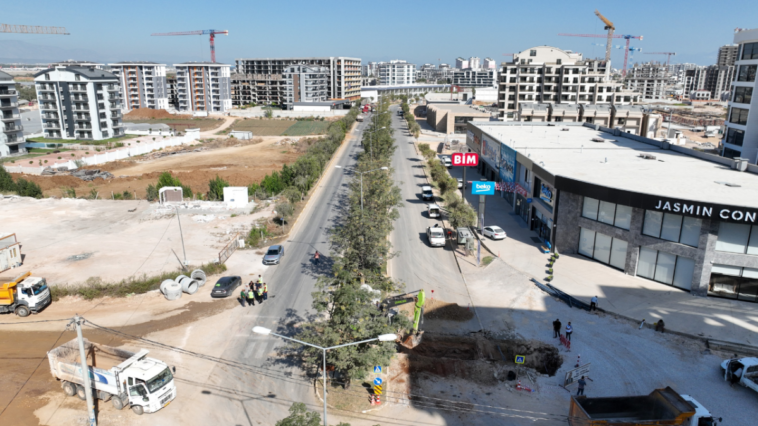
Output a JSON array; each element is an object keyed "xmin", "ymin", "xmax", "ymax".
[
  {"xmin": 356, "ymin": 114, "xmax": 364, "ymax": 122},
  {"xmin": 721, "ymin": 356, "xmax": 758, "ymax": 393},
  {"xmin": 0, "ymin": 271, "xmax": 51, "ymax": 317},
  {"xmin": 48, "ymin": 338, "xmax": 176, "ymax": 415},
  {"xmin": 568, "ymin": 386, "xmax": 719, "ymax": 426}
]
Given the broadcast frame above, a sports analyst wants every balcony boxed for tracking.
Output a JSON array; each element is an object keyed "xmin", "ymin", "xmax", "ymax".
[
  {"xmin": 0, "ymin": 101, "xmax": 19, "ymax": 109},
  {"xmin": 42, "ymin": 123, "xmax": 60, "ymax": 129},
  {"xmin": 69, "ymin": 86, "xmax": 87, "ymax": 93},
  {"xmin": 75, "ymin": 125, "xmax": 92, "ymax": 130},
  {"xmin": 3, "ymin": 124, "xmax": 23, "ymax": 133},
  {"xmin": 109, "ymin": 103, "xmax": 120, "ymax": 110},
  {"xmin": 0, "ymin": 89, "xmax": 17, "ymax": 97},
  {"xmin": 74, "ymin": 115, "xmax": 91, "ymax": 121},
  {"xmin": 42, "ymin": 113, "xmax": 58, "ymax": 120},
  {"xmin": 112, "ymin": 122, "xmax": 123, "ymax": 128},
  {"xmin": 107, "ymin": 85, "xmax": 119, "ymax": 91}
]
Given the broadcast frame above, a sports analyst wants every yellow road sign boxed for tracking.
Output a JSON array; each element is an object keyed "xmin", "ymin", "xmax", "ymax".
[{"xmin": 373, "ymin": 385, "xmax": 382, "ymax": 395}]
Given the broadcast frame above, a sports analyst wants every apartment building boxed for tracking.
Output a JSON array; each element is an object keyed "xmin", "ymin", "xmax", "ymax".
[
  {"xmin": 483, "ymin": 58, "xmax": 497, "ymax": 69},
  {"xmin": 0, "ymin": 71, "xmax": 25, "ymax": 157},
  {"xmin": 234, "ymin": 57, "xmax": 361, "ymax": 106},
  {"xmin": 378, "ymin": 60, "xmax": 416, "ymax": 85},
  {"xmin": 282, "ymin": 65, "xmax": 329, "ymax": 108},
  {"xmin": 624, "ymin": 62, "xmax": 669, "ymax": 100},
  {"xmin": 49, "ymin": 60, "xmax": 104, "ymax": 69},
  {"xmin": 33, "ymin": 66, "xmax": 123, "ymax": 140},
  {"xmin": 718, "ymin": 44, "xmax": 740, "ymax": 66},
  {"xmin": 455, "ymin": 57, "xmax": 469, "ymax": 70},
  {"xmin": 174, "ymin": 62, "xmax": 232, "ymax": 113},
  {"xmin": 497, "ymin": 46, "xmax": 640, "ymax": 120},
  {"xmin": 109, "ymin": 62, "xmax": 169, "ymax": 111},
  {"xmin": 452, "ymin": 69, "xmax": 497, "ymax": 88},
  {"xmin": 469, "ymin": 57, "xmax": 481, "ymax": 70},
  {"xmin": 685, "ymin": 65, "xmax": 734, "ymax": 101},
  {"xmin": 166, "ymin": 76, "xmax": 179, "ymax": 108},
  {"xmin": 723, "ymin": 28, "xmax": 758, "ymax": 162}
]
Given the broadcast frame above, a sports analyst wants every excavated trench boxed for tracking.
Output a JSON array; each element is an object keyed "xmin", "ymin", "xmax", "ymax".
[{"xmin": 401, "ymin": 333, "xmax": 562, "ymax": 385}]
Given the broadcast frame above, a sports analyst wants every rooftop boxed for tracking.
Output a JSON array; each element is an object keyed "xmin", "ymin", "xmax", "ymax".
[
  {"xmin": 34, "ymin": 66, "xmax": 118, "ymax": 80},
  {"xmin": 174, "ymin": 62, "xmax": 230, "ymax": 66},
  {"xmin": 110, "ymin": 61, "xmax": 164, "ymax": 65},
  {"xmin": 429, "ymin": 104, "xmax": 492, "ymax": 115},
  {"xmin": 470, "ymin": 121, "xmax": 758, "ymax": 208},
  {"xmin": 0, "ymin": 70, "xmax": 12, "ymax": 81}
]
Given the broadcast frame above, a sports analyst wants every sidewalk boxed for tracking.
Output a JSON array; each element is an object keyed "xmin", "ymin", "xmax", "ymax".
[{"xmin": 442, "ymin": 155, "xmax": 758, "ymax": 347}]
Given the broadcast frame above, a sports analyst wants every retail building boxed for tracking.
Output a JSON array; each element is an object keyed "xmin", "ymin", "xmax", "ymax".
[{"xmin": 466, "ymin": 120, "xmax": 758, "ymax": 302}]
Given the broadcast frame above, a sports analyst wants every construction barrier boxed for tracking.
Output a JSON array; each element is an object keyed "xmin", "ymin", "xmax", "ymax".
[{"xmin": 560, "ymin": 334, "xmax": 571, "ymax": 352}]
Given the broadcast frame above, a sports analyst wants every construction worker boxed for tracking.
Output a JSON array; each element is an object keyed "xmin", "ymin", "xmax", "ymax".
[
  {"xmin": 257, "ymin": 275, "xmax": 263, "ymax": 285},
  {"xmin": 256, "ymin": 283, "xmax": 264, "ymax": 304},
  {"xmin": 247, "ymin": 286, "xmax": 256, "ymax": 307},
  {"xmin": 413, "ymin": 289, "xmax": 425, "ymax": 334},
  {"xmin": 263, "ymin": 282, "xmax": 268, "ymax": 301}
]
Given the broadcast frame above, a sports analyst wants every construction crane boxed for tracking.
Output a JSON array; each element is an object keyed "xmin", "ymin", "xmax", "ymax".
[
  {"xmin": 1, "ymin": 23, "xmax": 69, "ymax": 35},
  {"xmin": 559, "ymin": 33, "xmax": 643, "ymax": 76},
  {"xmin": 151, "ymin": 29, "xmax": 229, "ymax": 63},
  {"xmin": 645, "ymin": 52, "xmax": 677, "ymax": 66},
  {"xmin": 594, "ymin": 9, "xmax": 615, "ymax": 63}
]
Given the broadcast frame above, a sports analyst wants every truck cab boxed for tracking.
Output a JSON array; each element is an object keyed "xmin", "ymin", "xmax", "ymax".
[
  {"xmin": 0, "ymin": 272, "xmax": 51, "ymax": 317},
  {"xmin": 122, "ymin": 358, "xmax": 176, "ymax": 414},
  {"xmin": 721, "ymin": 357, "xmax": 758, "ymax": 393}
]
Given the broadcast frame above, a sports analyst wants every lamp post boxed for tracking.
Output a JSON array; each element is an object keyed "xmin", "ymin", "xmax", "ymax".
[
  {"xmin": 335, "ymin": 166, "xmax": 388, "ymax": 211},
  {"xmin": 252, "ymin": 326, "xmax": 396, "ymax": 426},
  {"xmin": 364, "ymin": 126, "xmax": 386, "ymax": 160}
]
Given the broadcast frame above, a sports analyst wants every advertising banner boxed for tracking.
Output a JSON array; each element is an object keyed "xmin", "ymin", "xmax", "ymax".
[
  {"xmin": 540, "ymin": 182, "xmax": 555, "ymax": 206},
  {"xmin": 466, "ymin": 131, "xmax": 481, "ymax": 153},
  {"xmin": 471, "ymin": 181, "xmax": 495, "ymax": 195},
  {"xmin": 480, "ymin": 133, "xmax": 500, "ymax": 169},
  {"xmin": 499, "ymin": 143, "xmax": 517, "ymax": 184},
  {"xmin": 452, "ymin": 152, "xmax": 479, "ymax": 166}
]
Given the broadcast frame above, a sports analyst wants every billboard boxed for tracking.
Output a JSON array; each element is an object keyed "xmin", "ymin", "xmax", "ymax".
[
  {"xmin": 452, "ymin": 153, "xmax": 479, "ymax": 166},
  {"xmin": 471, "ymin": 181, "xmax": 495, "ymax": 195},
  {"xmin": 499, "ymin": 143, "xmax": 516, "ymax": 184},
  {"xmin": 466, "ymin": 130, "xmax": 481, "ymax": 153},
  {"xmin": 480, "ymin": 133, "xmax": 500, "ymax": 169}
]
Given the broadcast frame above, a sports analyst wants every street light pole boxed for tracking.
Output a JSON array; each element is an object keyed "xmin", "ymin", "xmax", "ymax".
[
  {"xmin": 252, "ymin": 327, "xmax": 395, "ymax": 426},
  {"xmin": 364, "ymin": 126, "xmax": 386, "ymax": 161},
  {"xmin": 172, "ymin": 205, "xmax": 187, "ymax": 266}
]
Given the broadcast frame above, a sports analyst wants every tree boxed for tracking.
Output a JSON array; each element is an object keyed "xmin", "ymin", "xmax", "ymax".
[
  {"xmin": 15, "ymin": 84, "xmax": 36, "ymax": 101},
  {"xmin": 207, "ymin": 175, "xmax": 230, "ymax": 201},
  {"xmin": 156, "ymin": 171, "xmax": 182, "ymax": 190},
  {"xmin": 446, "ymin": 193, "xmax": 476, "ymax": 228},
  {"xmin": 15, "ymin": 178, "xmax": 42, "ymax": 198},
  {"xmin": 275, "ymin": 201, "xmax": 294, "ymax": 225},
  {"xmin": 293, "ymin": 175, "xmax": 309, "ymax": 197},
  {"xmin": 275, "ymin": 402, "xmax": 321, "ymax": 426},
  {"xmin": 254, "ymin": 186, "xmax": 268, "ymax": 201},
  {"xmin": 282, "ymin": 186, "xmax": 301, "ymax": 205},
  {"xmin": 262, "ymin": 171, "xmax": 285, "ymax": 195},
  {"xmin": 264, "ymin": 107, "xmax": 273, "ymax": 118},
  {"xmin": 0, "ymin": 166, "xmax": 15, "ymax": 192}
]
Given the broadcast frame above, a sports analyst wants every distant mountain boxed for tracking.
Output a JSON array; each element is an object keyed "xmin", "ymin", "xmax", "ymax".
[{"xmin": 0, "ymin": 40, "xmax": 105, "ymax": 64}]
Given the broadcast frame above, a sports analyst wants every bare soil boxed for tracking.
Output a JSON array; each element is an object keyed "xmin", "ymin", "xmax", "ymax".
[{"xmin": 123, "ymin": 109, "xmax": 190, "ymax": 120}]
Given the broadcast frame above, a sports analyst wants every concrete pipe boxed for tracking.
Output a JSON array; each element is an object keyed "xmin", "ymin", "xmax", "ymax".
[
  {"xmin": 175, "ymin": 275, "xmax": 190, "ymax": 285},
  {"xmin": 184, "ymin": 280, "xmax": 199, "ymax": 295},
  {"xmin": 160, "ymin": 279, "xmax": 176, "ymax": 295},
  {"xmin": 191, "ymin": 270, "xmax": 207, "ymax": 287},
  {"xmin": 163, "ymin": 282, "xmax": 183, "ymax": 301},
  {"xmin": 179, "ymin": 277, "xmax": 196, "ymax": 294}
]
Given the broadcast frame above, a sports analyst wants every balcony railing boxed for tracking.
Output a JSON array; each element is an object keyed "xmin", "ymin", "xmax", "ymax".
[
  {"xmin": 3, "ymin": 124, "xmax": 23, "ymax": 133},
  {"xmin": 2, "ymin": 113, "xmax": 20, "ymax": 121},
  {"xmin": 0, "ymin": 89, "xmax": 18, "ymax": 97},
  {"xmin": 0, "ymin": 101, "xmax": 19, "ymax": 109},
  {"xmin": 74, "ymin": 115, "xmax": 91, "ymax": 121},
  {"xmin": 43, "ymin": 123, "xmax": 60, "ymax": 129}
]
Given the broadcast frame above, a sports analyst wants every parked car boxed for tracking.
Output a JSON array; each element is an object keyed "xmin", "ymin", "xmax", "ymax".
[
  {"xmin": 426, "ymin": 226, "xmax": 446, "ymax": 247},
  {"xmin": 457, "ymin": 178, "xmax": 463, "ymax": 189},
  {"xmin": 427, "ymin": 203, "xmax": 441, "ymax": 218},
  {"xmin": 263, "ymin": 245, "xmax": 285, "ymax": 265},
  {"xmin": 421, "ymin": 185, "xmax": 434, "ymax": 201},
  {"xmin": 482, "ymin": 226, "xmax": 507, "ymax": 240},
  {"xmin": 443, "ymin": 157, "xmax": 452, "ymax": 168},
  {"xmin": 211, "ymin": 276, "xmax": 242, "ymax": 298}
]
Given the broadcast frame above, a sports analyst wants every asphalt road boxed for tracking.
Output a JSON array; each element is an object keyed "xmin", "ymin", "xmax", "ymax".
[{"xmin": 188, "ymin": 118, "xmax": 372, "ymax": 425}]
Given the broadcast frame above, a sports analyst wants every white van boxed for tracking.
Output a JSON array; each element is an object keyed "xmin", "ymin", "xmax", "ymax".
[
  {"xmin": 426, "ymin": 226, "xmax": 445, "ymax": 247},
  {"xmin": 427, "ymin": 204, "xmax": 441, "ymax": 218}
]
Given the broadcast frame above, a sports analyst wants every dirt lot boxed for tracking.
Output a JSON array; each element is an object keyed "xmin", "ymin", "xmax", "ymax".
[
  {"xmin": 14, "ymin": 137, "xmax": 302, "ymax": 198},
  {"xmin": 122, "ymin": 108, "xmax": 226, "ymax": 132}
]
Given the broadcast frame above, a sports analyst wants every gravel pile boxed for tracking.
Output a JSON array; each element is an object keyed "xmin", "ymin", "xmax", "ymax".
[{"xmin": 71, "ymin": 169, "xmax": 114, "ymax": 181}]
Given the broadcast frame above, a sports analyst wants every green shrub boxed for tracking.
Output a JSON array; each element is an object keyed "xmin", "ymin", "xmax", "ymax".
[
  {"xmin": 145, "ymin": 184, "xmax": 158, "ymax": 201},
  {"xmin": 207, "ymin": 175, "xmax": 229, "ymax": 201}
]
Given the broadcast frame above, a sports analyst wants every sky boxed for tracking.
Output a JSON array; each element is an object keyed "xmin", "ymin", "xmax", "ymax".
[{"xmin": 2, "ymin": 0, "xmax": 757, "ymax": 68}]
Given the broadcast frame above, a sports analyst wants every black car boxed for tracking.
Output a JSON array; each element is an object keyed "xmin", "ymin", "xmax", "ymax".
[{"xmin": 211, "ymin": 276, "xmax": 242, "ymax": 298}]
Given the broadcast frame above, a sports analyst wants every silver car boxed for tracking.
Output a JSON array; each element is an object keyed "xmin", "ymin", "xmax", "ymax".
[{"xmin": 263, "ymin": 245, "xmax": 284, "ymax": 265}]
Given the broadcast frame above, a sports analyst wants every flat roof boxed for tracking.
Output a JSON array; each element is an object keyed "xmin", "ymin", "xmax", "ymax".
[
  {"xmin": 110, "ymin": 61, "xmax": 164, "ymax": 65},
  {"xmin": 429, "ymin": 104, "xmax": 491, "ymax": 115},
  {"xmin": 33, "ymin": 66, "xmax": 118, "ymax": 80},
  {"xmin": 470, "ymin": 122, "xmax": 758, "ymax": 209},
  {"xmin": 236, "ymin": 57, "xmax": 360, "ymax": 61},
  {"xmin": 0, "ymin": 70, "xmax": 12, "ymax": 81}
]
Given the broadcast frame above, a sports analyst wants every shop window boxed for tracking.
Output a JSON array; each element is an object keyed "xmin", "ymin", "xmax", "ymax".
[
  {"xmin": 715, "ymin": 222, "xmax": 758, "ymax": 254},
  {"xmin": 578, "ymin": 228, "xmax": 628, "ymax": 270},
  {"xmin": 642, "ymin": 210, "xmax": 701, "ymax": 247},
  {"xmin": 581, "ymin": 197, "xmax": 631, "ymax": 230},
  {"xmin": 710, "ymin": 265, "xmax": 758, "ymax": 302},
  {"xmin": 637, "ymin": 247, "xmax": 695, "ymax": 290}
]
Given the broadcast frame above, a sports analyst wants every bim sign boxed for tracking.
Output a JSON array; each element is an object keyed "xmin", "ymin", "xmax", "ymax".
[{"xmin": 451, "ymin": 153, "xmax": 479, "ymax": 166}]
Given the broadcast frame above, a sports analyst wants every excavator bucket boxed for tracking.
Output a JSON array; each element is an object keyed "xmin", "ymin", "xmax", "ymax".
[{"xmin": 399, "ymin": 331, "xmax": 424, "ymax": 349}]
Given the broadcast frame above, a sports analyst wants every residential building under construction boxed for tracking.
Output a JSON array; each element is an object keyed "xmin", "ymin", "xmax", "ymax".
[
  {"xmin": 0, "ymin": 71, "xmax": 25, "ymax": 157},
  {"xmin": 109, "ymin": 62, "xmax": 169, "ymax": 112},
  {"xmin": 233, "ymin": 57, "xmax": 361, "ymax": 107},
  {"xmin": 174, "ymin": 62, "xmax": 232, "ymax": 113},
  {"xmin": 624, "ymin": 62, "xmax": 669, "ymax": 100}
]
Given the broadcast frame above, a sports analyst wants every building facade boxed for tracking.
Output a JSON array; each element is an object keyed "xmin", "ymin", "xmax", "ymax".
[
  {"xmin": 452, "ymin": 69, "xmax": 497, "ymax": 88},
  {"xmin": 0, "ymin": 71, "xmax": 25, "ymax": 157},
  {"xmin": 282, "ymin": 65, "xmax": 329, "ymax": 108},
  {"xmin": 34, "ymin": 66, "xmax": 123, "ymax": 140},
  {"xmin": 166, "ymin": 76, "xmax": 178, "ymax": 109},
  {"xmin": 483, "ymin": 58, "xmax": 497, "ymax": 69},
  {"xmin": 723, "ymin": 28, "xmax": 758, "ymax": 162},
  {"xmin": 109, "ymin": 62, "xmax": 169, "ymax": 111},
  {"xmin": 378, "ymin": 60, "xmax": 416, "ymax": 86},
  {"xmin": 234, "ymin": 57, "xmax": 361, "ymax": 105},
  {"xmin": 718, "ymin": 44, "xmax": 740, "ymax": 67},
  {"xmin": 624, "ymin": 62, "xmax": 668, "ymax": 100},
  {"xmin": 469, "ymin": 57, "xmax": 481, "ymax": 70},
  {"xmin": 455, "ymin": 57, "xmax": 469, "ymax": 70},
  {"xmin": 498, "ymin": 46, "xmax": 640, "ymax": 120},
  {"xmin": 468, "ymin": 120, "xmax": 758, "ymax": 303},
  {"xmin": 174, "ymin": 62, "xmax": 232, "ymax": 113}
]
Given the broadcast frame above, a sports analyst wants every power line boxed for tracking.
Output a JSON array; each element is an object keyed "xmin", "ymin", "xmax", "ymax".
[{"xmin": 0, "ymin": 318, "xmax": 74, "ymax": 324}]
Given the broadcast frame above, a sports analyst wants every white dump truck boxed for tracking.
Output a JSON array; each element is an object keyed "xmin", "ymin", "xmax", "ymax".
[
  {"xmin": 47, "ymin": 338, "xmax": 176, "ymax": 415},
  {"xmin": 0, "ymin": 271, "xmax": 51, "ymax": 317},
  {"xmin": 721, "ymin": 357, "xmax": 758, "ymax": 393}
]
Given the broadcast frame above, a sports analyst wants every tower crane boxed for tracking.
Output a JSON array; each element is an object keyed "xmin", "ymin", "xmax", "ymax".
[
  {"xmin": 1, "ymin": 24, "xmax": 69, "ymax": 35},
  {"xmin": 151, "ymin": 29, "xmax": 229, "ymax": 63},
  {"xmin": 558, "ymin": 33, "xmax": 642, "ymax": 76},
  {"xmin": 644, "ymin": 52, "xmax": 676, "ymax": 66},
  {"xmin": 594, "ymin": 9, "xmax": 615, "ymax": 63}
]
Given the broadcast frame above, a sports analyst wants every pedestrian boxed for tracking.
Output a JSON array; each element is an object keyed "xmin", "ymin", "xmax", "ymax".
[
  {"xmin": 239, "ymin": 288, "xmax": 247, "ymax": 306},
  {"xmin": 590, "ymin": 296, "xmax": 598, "ymax": 311},
  {"xmin": 566, "ymin": 322, "xmax": 573, "ymax": 341},
  {"xmin": 263, "ymin": 282, "xmax": 268, "ymax": 301},
  {"xmin": 553, "ymin": 319, "xmax": 562, "ymax": 339},
  {"xmin": 655, "ymin": 319, "xmax": 665, "ymax": 333},
  {"xmin": 255, "ymin": 283, "xmax": 264, "ymax": 304},
  {"xmin": 246, "ymin": 287, "xmax": 256, "ymax": 306},
  {"xmin": 257, "ymin": 275, "xmax": 263, "ymax": 285},
  {"xmin": 577, "ymin": 376, "xmax": 586, "ymax": 396},
  {"xmin": 314, "ymin": 251, "xmax": 320, "ymax": 265}
]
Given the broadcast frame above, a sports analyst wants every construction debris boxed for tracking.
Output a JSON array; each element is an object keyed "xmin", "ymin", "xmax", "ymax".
[{"xmin": 70, "ymin": 169, "xmax": 114, "ymax": 181}]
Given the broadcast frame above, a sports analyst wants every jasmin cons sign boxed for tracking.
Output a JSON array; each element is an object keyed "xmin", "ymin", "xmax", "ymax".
[{"xmin": 653, "ymin": 200, "xmax": 758, "ymax": 223}]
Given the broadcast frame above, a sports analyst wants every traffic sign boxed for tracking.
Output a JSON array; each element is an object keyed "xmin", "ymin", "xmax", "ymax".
[
  {"xmin": 373, "ymin": 366, "xmax": 382, "ymax": 374},
  {"xmin": 373, "ymin": 377, "xmax": 383, "ymax": 386},
  {"xmin": 374, "ymin": 385, "xmax": 383, "ymax": 395},
  {"xmin": 471, "ymin": 181, "xmax": 495, "ymax": 195},
  {"xmin": 563, "ymin": 363, "xmax": 591, "ymax": 387},
  {"xmin": 515, "ymin": 355, "xmax": 526, "ymax": 364},
  {"xmin": 452, "ymin": 152, "xmax": 479, "ymax": 166}
]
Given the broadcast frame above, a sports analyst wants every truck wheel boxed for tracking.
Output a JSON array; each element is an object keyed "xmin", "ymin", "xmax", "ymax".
[
  {"xmin": 131, "ymin": 405, "xmax": 144, "ymax": 415},
  {"xmin": 62, "ymin": 381, "xmax": 76, "ymax": 397},
  {"xmin": 76, "ymin": 385, "xmax": 87, "ymax": 401},
  {"xmin": 111, "ymin": 396, "xmax": 124, "ymax": 410},
  {"xmin": 15, "ymin": 305, "xmax": 30, "ymax": 317}
]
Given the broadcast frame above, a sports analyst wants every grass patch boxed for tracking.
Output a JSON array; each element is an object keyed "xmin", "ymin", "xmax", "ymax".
[
  {"xmin": 317, "ymin": 378, "xmax": 374, "ymax": 412},
  {"xmin": 482, "ymin": 255, "xmax": 494, "ymax": 266},
  {"xmin": 50, "ymin": 262, "xmax": 227, "ymax": 301},
  {"xmin": 231, "ymin": 119, "xmax": 294, "ymax": 136},
  {"xmin": 283, "ymin": 121, "xmax": 330, "ymax": 136}
]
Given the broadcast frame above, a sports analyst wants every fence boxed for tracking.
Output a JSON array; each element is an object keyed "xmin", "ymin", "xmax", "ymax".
[
  {"xmin": 218, "ymin": 232, "xmax": 240, "ymax": 264},
  {"xmin": 3, "ymin": 129, "xmax": 200, "ymax": 175}
]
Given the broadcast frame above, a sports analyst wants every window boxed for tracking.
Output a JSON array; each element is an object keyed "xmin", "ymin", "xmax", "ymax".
[
  {"xmin": 637, "ymin": 247, "xmax": 695, "ymax": 290},
  {"xmin": 578, "ymin": 228, "xmax": 628, "ymax": 270},
  {"xmin": 556, "ymin": 59, "xmax": 562, "ymax": 65},
  {"xmin": 585, "ymin": 117, "xmax": 594, "ymax": 123},
  {"xmin": 737, "ymin": 65, "xmax": 756, "ymax": 82},
  {"xmin": 715, "ymin": 223, "xmax": 758, "ymax": 255},
  {"xmin": 723, "ymin": 147, "xmax": 742, "ymax": 159},
  {"xmin": 729, "ymin": 107, "xmax": 749, "ymax": 125},
  {"xmin": 741, "ymin": 42, "xmax": 758, "ymax": 60},
  {"xmin": 75, "ymin": 74, "xmax": 81, "ymax": 81},
  {"xmin": 617, "ymin": 118, "xmax": 626, "ymax": 125},
  {"xmin": 642, "ymin": 210, "xmax": 701, "ymax": 247},
  {"xmin": 726, "ymin": 128, "xmax": 745, "ymax": 147},
  {"xmin": 710, "ymin": 264, "xmax": 758, "ymax": 301},
  {"xmin": 581, "ymin": 197, "xmax": 632, "ymax": 230},
  {"xmin": 733, "ymin": 86, "xmax": 753, "ymax": 104}
]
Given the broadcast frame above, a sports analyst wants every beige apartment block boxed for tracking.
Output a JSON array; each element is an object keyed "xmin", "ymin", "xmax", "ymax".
[{"xmin": 426, "ymin": 103, "xmax": 491, "ymax": 134}]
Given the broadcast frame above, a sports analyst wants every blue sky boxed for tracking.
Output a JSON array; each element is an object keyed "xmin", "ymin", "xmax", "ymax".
[{"xmin": 2, "ymin": 0, "xmax": 756, "ymax": 67}]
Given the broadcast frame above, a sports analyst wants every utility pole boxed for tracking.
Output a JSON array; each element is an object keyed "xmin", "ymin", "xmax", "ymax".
[
  {"xmin": 172, "ymin": 205, "xmax": 187, "ymax": 265},
  {"xmin": 74, "ymin": 315, "xmax": 97, "ymax": 426}
]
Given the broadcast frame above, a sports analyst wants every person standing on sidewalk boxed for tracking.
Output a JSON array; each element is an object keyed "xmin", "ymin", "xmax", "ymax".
[
  {"xmin": 566, "ymin": 322, "xmax": 573, "ymax": 341},
  {"xmin": 577, "ymin": 376, "xmax": 587, "ymax": 395},
  {"xmin": 590, "ymin": 296, "xmax": 598, "ymax": 311},
  {"xmin": 247, "ymin": 286, "xmax": 256, "ymax": 307},
  {"xmin": 553, "ymin": 319, "xmax": 562, "ymax": 338}
]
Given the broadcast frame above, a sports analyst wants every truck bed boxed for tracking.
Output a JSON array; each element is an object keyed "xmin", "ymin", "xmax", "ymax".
[
  {"xmin": 48, "ymin": 338, "xmax": 139, "ymax": 395},
  {"xmin": 569, "ymin": 387, "xmax": 695, "ymax": 426}
]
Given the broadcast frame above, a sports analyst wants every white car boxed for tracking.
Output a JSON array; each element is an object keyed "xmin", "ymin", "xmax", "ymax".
[
  {"xmin": 427, "ymin": 203, "xmax": 441, "ymax": 218},
  {"xmin": 421, "ymin": 185, "xmax": 434, "ymax": 201},
  {"xmin": 427, "ymin": 226, "xmax": 446, "ymax": 247},
  {"xmin": 443, "ymin": 157, "xmax": 452, "ymax": 168},
  {"xmin": 483, "ymin": 226, "xmax": 507, "ymax": 240},
  {"xmin": 457, "ymin": 178, "xmax": 463, "ymax": 189}
]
